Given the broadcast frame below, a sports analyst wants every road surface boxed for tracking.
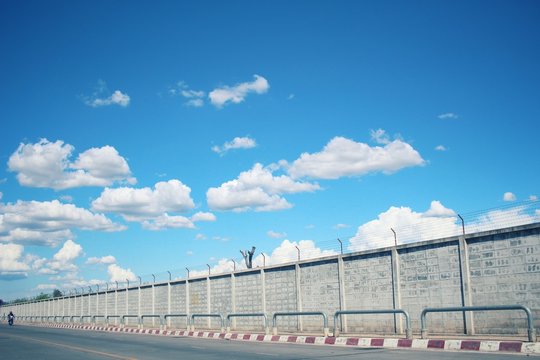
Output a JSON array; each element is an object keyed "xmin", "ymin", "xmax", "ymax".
[{"xmin": 0, "ymin": 324, "xmax": 530, "ymax": 359}]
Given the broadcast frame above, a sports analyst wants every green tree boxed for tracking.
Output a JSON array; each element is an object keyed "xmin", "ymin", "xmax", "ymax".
[
  {"xmin": 52, "ymin": 289, "xmax": 63, "ymax": 298},
  {"xmin": 34, "ymin": 293, "xmax": 49, "ymax": 301}
]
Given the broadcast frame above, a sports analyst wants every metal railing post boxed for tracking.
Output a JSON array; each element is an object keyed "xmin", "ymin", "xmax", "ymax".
[
  {"xmin": 420, "ymin": 305, "xmax": 536, "ymax": 342},
  {"xmin": 272, "ymin": 311, "xmax": 328, "ymax": 337}
]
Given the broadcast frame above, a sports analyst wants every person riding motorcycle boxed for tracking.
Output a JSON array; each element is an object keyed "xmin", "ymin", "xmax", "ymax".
[{"xmin": 8, "ymin": 311, "xmax": 14, "ymax": 326}]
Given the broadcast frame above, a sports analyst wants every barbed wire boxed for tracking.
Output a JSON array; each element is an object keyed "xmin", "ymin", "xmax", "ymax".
[
  {"xmin": 125, "ymin": 199, "xmax": 539, "ymax": 285},
  {"xmin": 26, "ymin": 199, "xmax": 538, "ymax": 298}
]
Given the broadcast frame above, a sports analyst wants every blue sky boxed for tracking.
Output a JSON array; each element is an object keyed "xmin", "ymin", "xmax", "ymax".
[{"xmin": 1, "ymin": 0, "xmax": 539, "ymax": 300}]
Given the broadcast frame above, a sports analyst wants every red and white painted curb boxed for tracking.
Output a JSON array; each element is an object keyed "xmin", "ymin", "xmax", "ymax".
[{"xmin": 21, "ymin": 323, "xmax": 540, "ymax": 355}]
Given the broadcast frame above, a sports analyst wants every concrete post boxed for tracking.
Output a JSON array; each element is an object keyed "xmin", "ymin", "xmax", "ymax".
[
  {"xmin": 295, "ymin": 263, "xmax": 303, "ymax": 331},
  {"xmin": 261, "ymin": 269, "xmax": 267, "ymax": 316},
  {"xmin": 185, "ymin": 279, "xmax": 190, "ymax": 329},
  {"xmin": 391, "ymin": 248, "xmax": 403, "ymax": 334},
  {"xmin": 458, "ymin": 236, "xmax": 475, "ymax": 335},
  {"xmin": 167, "ymin": 282, "xmax": 171, "ymax": 328},
  {"xmin": 126, "ymin": 287, "xmax": 129, "ymax": 326},
  {"xmin": 114, "ymin": 288, "xmax": 118, "ymax": 326},
  {"xmin": 231, "ymin": 273, "xmax": 236, "ymax": 330},
  {"xmin": 337, "ymin": 255, "xmax": 347, "ymax": 333},
  {"xmin": 207, "ymin": 277, "xmax": 211, "ymax": 329},
  {"xmin": 152, "ymin": 283, "xmax": 155, "ymax": 327}
]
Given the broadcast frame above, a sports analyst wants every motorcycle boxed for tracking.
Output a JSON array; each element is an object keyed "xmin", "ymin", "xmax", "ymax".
[{"xmin": 8, "ymin": 314, "xmax": 14, "ymax": 326}]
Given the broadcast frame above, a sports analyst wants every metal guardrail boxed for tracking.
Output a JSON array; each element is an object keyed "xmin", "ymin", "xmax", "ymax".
[
  {"xmin": 190, "ymin": 313, "xmax": 225, "ymax": 332},
  {"xmin": 140, "ymin": 315, "xmax": 164, "ymax": 330},
  {"xmin": 106, "ymin": 315, "xmax": 121, "ymax": 326},
  {"xmin": 226, "ymin": 313, "xmax": 269, "ymax": 334},
  {"xmin": 333, "ymin": 309, "xmax": 412, "ymax": 339},
  {"xmin": 91, "ymin": 315, "xmax": 106, "ymax": 325},
  {"xmin": 164, "ymin": 314, "xmax": 189, "ymax": 330},
  {"xmin": 420, "ymin": 305, "xmax": 537, "ymax": 342},
  {"xmin": 121, "ymin": 315, "xmax": 140, "ymax": 328},
  {"xmin": 272, "ymin": 311, "xmax": 329, "ymax": 337},
  {"xmin": 80, "ymin": 315, "xmax": 92, "ymax": 324}
]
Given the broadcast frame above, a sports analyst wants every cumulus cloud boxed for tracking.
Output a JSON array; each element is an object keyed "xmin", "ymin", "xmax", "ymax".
[
  {"xmin": 142, "ymin": 214, "xmax": 195, "ymax": 230},
  {"xmin": 267, "ymin": 230, "xmax": 287, "ymax": 239},
  {"xmin": 370, "ymin": 129, "xmax": 391, "ymax": 145},
  {"xmin": 86, "ymin": 90, "xmax": 131, "ymax": 107},
  {"xmin": 85, "ymin": 83, "xmax": 130, "ymax": 107},
  {"xmin": 86, "ymin": 255, "xmax": 116, "ymax": 265},
  {"xmin": 92, "ymin": 180, "xmax": 195, "ymax": 221},
  {"xmin": 349, "ymin": 201, "xmax": 460, "ymax": 251},
  {"xmin": 435, "ymin": 145, "xmax": 447, "ymax": 151},
  {"xmin": 503, "ymin": 192, "xmax": 517, "ymax": 202},
  {"xmin": 8, "ymin": 139, "xmax": 135, "ymax": 190},
  {"xmin": 108, "ymin": 263, "xmax": 137, "ymax": 282},
  {"xmin": 169, "ymin": 81, "xmax": 206, "ymax": 107},
  {"xmin": 207, "ymin": 163, "xmax": 320, "ymax": 212},
  {"xmin": 0, "ymin": 243, "xmax": 30, "ymax": 274},
  {"xmin": 212, "ymin": 136, "xmax": 257, "ymax": 155},
  {"xmin": 253, "ymin": 239, "xmax": 337, "ymax": 267},
  {"xmin": 191, "ymin": 212, "xmax": 217, "ymax": 222},
  {"xmin": 35, "ymin": 284, "xmax": 57, "ymax": 290},
  {"xmin": 438, "ymin": 112, "xmax": 459, "ymax": 120},
  {"xmin": 0, "ymin": 199, "xmax": 125, "ymax": 246},
  {"xmin": 140, "ymin": 211, "xmax": 215, "ymax": 231},
  {"xmin": 209, "ymin": 75, "xmax": 269, "ymax": 108},
  {"xmin": 33, "ymin": 240, "xmax": 83, "ymax": 275},
  {"xmin": 286, "ymin": 135, "xmax": 425, "ymax": 180}
]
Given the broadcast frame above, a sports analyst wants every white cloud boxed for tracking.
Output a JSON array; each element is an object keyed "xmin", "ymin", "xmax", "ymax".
[
  {"xmin": 267, "ymin": 230, "xmax": 287, "ymax": 239},
  {"xmin": 141, "ymin": 211, "xmax": 215, "ymax": 231},
  {"xmin": 108, "ymin": 263, "xmax": 137, "ymax": 282},
  {"xmin": 334, "ymin": 223, "xmax": 350, "ymax": 229},
  {"xmin": 87, "ymin": 90, "xmax": 130, "ymax": 107},
  {"xmin": 86, "ymin": 255, "xmax": 116, "ymax": 265},
  {"xmin": 59, "ymin": 195, "xmax": 73, "ymax": 202},
  {"xmin": 287, "ymin": 94, "xmax": 295, "ymax": 100},
  {"xmin": 435, "ymin": 145, "xmax": 447, "ymax": 151},
  {"xmin": 349, "ymin": 201, "xmax": 460, "ymax": 251},
  {"xmin": 53, "ymin": 240, "xmax": 82, "ymax": 263},
  {"xmin": 530, "ymin": 195, "xmax": 538, "ymax": 201},
  {"xmin": 438, "ymin": 112, "xmax": 459, "ymax": 120},
  {"xmin": 0, "ymin": 243, "xmax": 30, "ymax": 273},
  {"xmin": 142, "ymin": 214, "xmax": 195, "ymax": 230},
  {"xmin": 286, "ymin": 135, "xmax": 425, "ymax": 180},
  {"xmin": 0, "ymin": 200, "xmax": 126, "ymax": 246},
  {"xmin": 423, "ymin": 200, "xmax": 456, "ymax": 217},
  {"xmin": 212, "ymin": 136, "xmax": 257, "ymax": 155},
  {"xmin": 186, "ymin": 250, "xmax": 193, "ymax": 256},
  {"xmin": 92, "ymin": 179, "xmax": 195, "ymax": 221},
  {"xmin": 253, "ymin": 239, "xmax": 337, "ymax": 267},
  {"xmin": 503, "ymin": 192, "xmax": 517, "ymax": 202},
  {"xmin": 209, "ymin": 75, "xmax": 269, "ymax": 108},
  {"xmin": 170, "ymin": 81, "xmax": 205, "ymax": 107},
  {"xmin": 370, "ymin": 129, "xmax": 391, "ymax": 145},
  {"xmin": 8, "ymin": 139, "xmax": 135, "ymax": 190},
  {"xmin": 207, "ymin": 163, "xmax": 320, "ymax": 212},
  {"xmin": 186, "ymin": 98, "xmax": 204, "ymax": 107},
  {"xmin": 191, "ymin": 212, "xmax": 216, "ymax": 222},
  {"xmin": 195, "ymin": 233, "xmax": 206, "ymax": 240},
  {"xmin": 42, "ymin": 240, "xmax": 83, "ymax": 274},
  {"xmin": 35, "ymin": 284, "xmax": 57, "ymax": 290}
]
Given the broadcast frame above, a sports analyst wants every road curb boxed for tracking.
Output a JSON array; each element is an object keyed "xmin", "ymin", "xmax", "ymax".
[{"xmin": 21, "ymin": 323, "xmax": 540, "ymax": 355}]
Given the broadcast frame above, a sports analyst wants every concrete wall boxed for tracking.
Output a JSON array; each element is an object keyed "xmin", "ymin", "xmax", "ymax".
[{"xmin": 3, "ymin": 223, "xmax": 540, "ymax": 337}]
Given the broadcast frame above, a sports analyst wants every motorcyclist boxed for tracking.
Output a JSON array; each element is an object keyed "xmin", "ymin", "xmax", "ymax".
[{"xmin": 8, "ymin": 311, "xmax": 14, "ymax": 325}]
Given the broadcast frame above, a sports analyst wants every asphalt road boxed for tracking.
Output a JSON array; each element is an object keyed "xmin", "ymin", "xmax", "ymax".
[{"xmin": 0, "ymin": 324, "xmax": 531, "ymax": 360}]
